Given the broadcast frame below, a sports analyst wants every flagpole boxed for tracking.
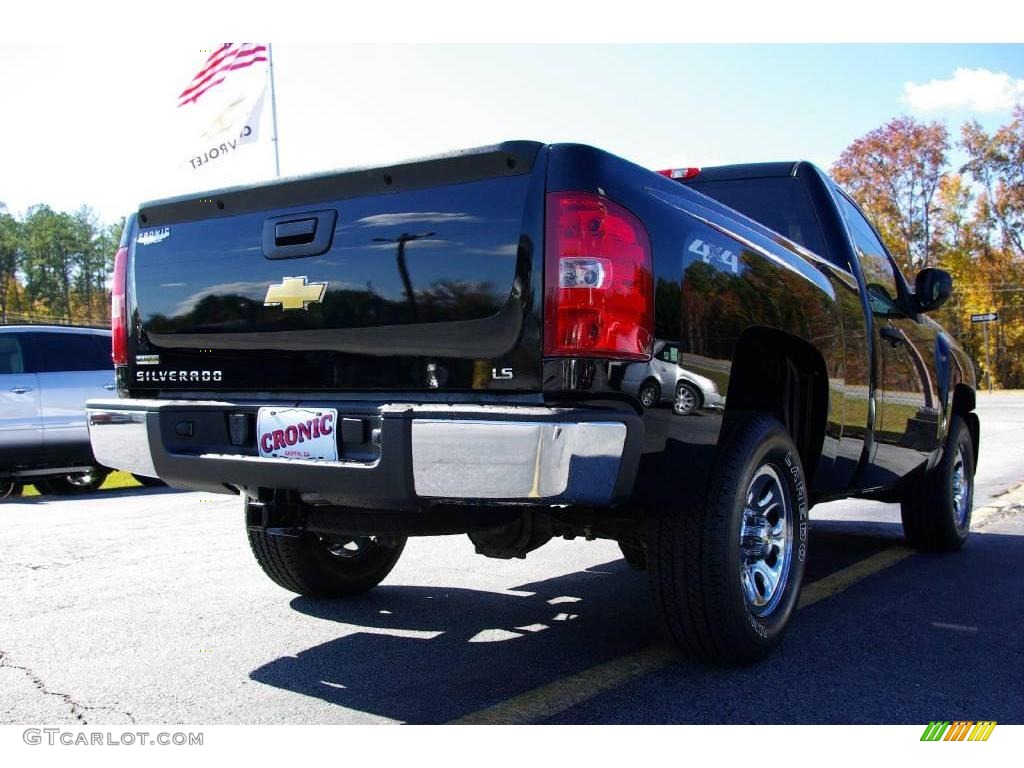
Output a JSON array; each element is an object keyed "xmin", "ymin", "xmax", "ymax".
[{"xmin": 268, "ymin": 43, "xmax": 281, "ymax": 178}]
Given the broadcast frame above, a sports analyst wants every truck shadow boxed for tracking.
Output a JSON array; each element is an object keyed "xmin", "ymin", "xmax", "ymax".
[
  {"xmin": 250, "ymin": 558, "xmax": 654, "ymax": 723},
  {"xmin": 249, "ymin": 521, "xmax": 904, "ymax": 723}
]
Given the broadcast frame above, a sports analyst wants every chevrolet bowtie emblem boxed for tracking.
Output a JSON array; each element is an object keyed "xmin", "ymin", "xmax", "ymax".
[{"xmin": 264, "ymin": 276, "xmax": 328, "ymax": 310}]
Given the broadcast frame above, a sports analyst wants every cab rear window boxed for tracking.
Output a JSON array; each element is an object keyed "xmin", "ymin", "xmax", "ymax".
[{"xmin": 687, "ymin": 177, "xmax": 830, "ymax": 263}]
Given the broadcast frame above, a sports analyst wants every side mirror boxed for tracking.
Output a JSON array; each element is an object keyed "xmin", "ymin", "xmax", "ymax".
[{"xmin": 915, "ymin": 268, "xmax": 952, "ymax": 313}]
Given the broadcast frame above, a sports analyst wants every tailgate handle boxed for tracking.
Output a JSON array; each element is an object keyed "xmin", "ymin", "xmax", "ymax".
[
  {"xmin": 275, "ymin": 218, "xmax": 317, "ymax": 245},
  {"xmin": 263, "ymin": 209, "xmax": 337, "ymax": 260}
]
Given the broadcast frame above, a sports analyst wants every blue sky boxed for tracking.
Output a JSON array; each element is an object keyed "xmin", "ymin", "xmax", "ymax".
[
  {"xmin": 291, "ymin": 44, "xmax": 1017, "ymax": 171},
  {"xmin": 1, "ymin": 44, "xmax": 1022, "ymax": 224}
]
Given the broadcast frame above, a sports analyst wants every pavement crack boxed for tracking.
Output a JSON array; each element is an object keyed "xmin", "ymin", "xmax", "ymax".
[
  {"xmin": 0, "ymin": 650, "xmax": 136, "ymax": 725},
  {"xmin": 1, "ymin": 554, "xmax": 90, "ymax": 571}
]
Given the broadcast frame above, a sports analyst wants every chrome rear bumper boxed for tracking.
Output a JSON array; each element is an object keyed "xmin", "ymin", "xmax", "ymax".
[
  {"xmin": 87, "ymin": 408, "xmax": 157, "ymax": 478},
  {"xmin": 87, "ymin": 399, "xmax": 639, "ymax": 508},
  {"xmin": 411, "ymin": 419, "xmax": 626, "ymax": 502}
]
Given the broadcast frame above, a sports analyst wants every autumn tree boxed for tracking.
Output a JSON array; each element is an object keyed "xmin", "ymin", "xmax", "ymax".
[
  {"xmin": 0, "ymin": 200, "xmax": 122, "ymax": 326},
  {"xmin": 961, "ymin": 106, "xmax": 1024, "ymax": 258},
  {"xmin": 834, "ymin": 110, "xmax": 1024, "ymax": 388},
  {"xmin": 71, "ymin": 207, "xmax": 121, "ymax": 322},
  {"xmin": 957, "ymin": 107, "xmax": 1024, "ymax": 388},
  {"xmin": 832, "ymin": 116, "xmax": 949, "ymax": 275},
  {"xmin": 22, "ymin": 205, "xmax": 76, "ymax": 320},
  {"xmin": 0, "ymin": 204, "xmax": 22, "ymax": 323}
]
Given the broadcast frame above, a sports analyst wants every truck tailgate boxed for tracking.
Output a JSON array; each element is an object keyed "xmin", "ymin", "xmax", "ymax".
[{"xmin": 127, "ymin": 142, "xmax": 545, "ymax": 394}]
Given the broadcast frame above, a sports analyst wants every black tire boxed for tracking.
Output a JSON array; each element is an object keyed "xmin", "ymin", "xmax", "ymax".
[
  {"xmin": 901, "ymin": 414, "xmax": 974, "ymax": 552},
  {"xmin": 1, "ymin": 481, "xmax": 24, "ymax": 499},
  {"xmin": 638, "ymin": 379, "xmax": 661, "ymax": 409},
  {"xmin": 673, "ymin": 381, "xmax": 702, "ymax": 416},
  {"xmin": 34, "ymin": 467, "xmax": 110, "ymax": 495},
  {"xmin": 647, "ymin": 412, "xmax": 809, "ymax": 664},
  {"xmin": 247, "ymin": 510, "xmax": 407, "ymax": 598},
  {"xmin": 132, "ymin": 474, "xmax": 166, "ymax": 487}
]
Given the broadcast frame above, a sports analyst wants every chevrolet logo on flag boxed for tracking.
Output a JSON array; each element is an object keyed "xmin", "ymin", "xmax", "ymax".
[
  {"xmin": 264, "ymin": 277, "xmax": 328, "ymax": 310},
  {"xmin": 920, "ymin": 721, "xmax": 997, "ymax": 741}
]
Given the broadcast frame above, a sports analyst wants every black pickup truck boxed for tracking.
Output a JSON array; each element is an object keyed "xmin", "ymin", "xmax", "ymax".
[{"xmin": 88, "ymin": 142, "xmax": 978, "ymax": 664}]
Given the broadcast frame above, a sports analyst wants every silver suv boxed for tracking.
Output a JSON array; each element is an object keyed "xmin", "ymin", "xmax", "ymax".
[
  {"xmin": 618, "ymin": 339, "xmax": 725, "ymax": 415},
  {"xmin": 0, "ymin": 326, "xmax": 116, "ymax": 496}
]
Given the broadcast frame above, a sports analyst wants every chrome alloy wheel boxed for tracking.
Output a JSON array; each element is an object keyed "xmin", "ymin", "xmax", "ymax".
[
  {"xmin": 639, "ymin": 384, "xmax": 659, "ymax": 408},
  {"xmin": 951, "ymin": 444, "xmax": 970, "ymax": 528},
  {"xmin": 674, "ymin": 385, "xmax": 697, "ymax": 415},
  {"xmin": 739, "ymin": 464, "xmax": 792, "ymax": 617}
]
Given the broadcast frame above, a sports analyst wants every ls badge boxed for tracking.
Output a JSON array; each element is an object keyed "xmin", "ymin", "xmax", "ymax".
[{"xmin": 264, "ymin": 276, "xmax": 328, "ymax": 310}]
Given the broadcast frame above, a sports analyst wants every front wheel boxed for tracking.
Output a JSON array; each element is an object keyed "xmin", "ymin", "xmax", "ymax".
[
  {"xmin": 34, "ymin": 467, "xmax": 110, "ymax": 495},
  {"xmin": 673, "ymin": 382, "xmax": 702, "ymax": 416},
  {"xmin": 901, "ymin": 414, "xmax": 974, "ymax": 551},
  {"xmin": 647, "ymin": 412, "xmax": 809, "ymax": 664},
  {"xmin": 247, "ymin": 502, "xmax": 407, "ymax": 597}
]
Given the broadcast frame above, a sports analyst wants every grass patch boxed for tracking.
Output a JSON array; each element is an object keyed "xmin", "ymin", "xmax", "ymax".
[{"xmin": 100, "ymin": 470, "xmax": 142, "ymax": 490}]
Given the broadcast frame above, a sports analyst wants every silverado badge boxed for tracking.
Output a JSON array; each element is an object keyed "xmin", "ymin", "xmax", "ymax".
[{"xmin": 264, "ymin": 276, "xmax": 328, "ymax": 310}]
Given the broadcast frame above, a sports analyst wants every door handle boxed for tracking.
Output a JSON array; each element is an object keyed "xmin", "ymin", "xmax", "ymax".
[
  {"xmin": 9, "ymin": 386, "xmax": 32, "ymax": 394},
  {"xmin": 880, "ymin": 327, "xmax": 904, "ymax": 347},
  {"xmin": 104, "ymin": 384, "xmax": 117, "ymax": 391}
]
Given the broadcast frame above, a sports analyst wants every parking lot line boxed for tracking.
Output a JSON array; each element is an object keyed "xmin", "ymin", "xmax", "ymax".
[
  {"xmin": 451, "ymin": 545, "xmax": 914, "ymax": 725},
  {"xmin": 451, "ymin": 646, "xmax": 679, "ymax": 725},
  {"xmin": 797, "ymin": 546, "xmax": 913, "ymax": 609}
]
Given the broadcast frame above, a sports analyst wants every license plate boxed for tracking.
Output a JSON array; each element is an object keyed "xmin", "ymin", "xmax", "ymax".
[{"xmin": 256, "ymin": 407, "xmax": 338, "ymax": 461}]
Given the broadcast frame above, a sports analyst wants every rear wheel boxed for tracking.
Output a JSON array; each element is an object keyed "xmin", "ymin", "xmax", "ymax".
[
  {"xmin": 33, "ymin": 467, "xmax": 110, "ymax": 495},
  {"xmin": 0, "ymin": 481, "xmax": 24, "ymax": 499},
  {"xmin": 647, "ymin": 412, "xmax": 809, "ymax": 664},
  {"xmin": 247, "ymin": 502, "xmax": 407, "ymax": 597},
  {"xmin": 618, "ymin": 540, "xmax": 647, "ymax": 570},
  {"xmin": 901, "ymin": 414, "xmax": 974, "ymax": 551},
  {"xmin": 638, "ymin": 380, "xmax": 660, "ymax": 409}
]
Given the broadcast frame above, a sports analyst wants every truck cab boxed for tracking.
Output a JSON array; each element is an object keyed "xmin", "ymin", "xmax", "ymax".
[{"xmin": 681, "ymin": 161, "xmax": 975, "ymax": 495}]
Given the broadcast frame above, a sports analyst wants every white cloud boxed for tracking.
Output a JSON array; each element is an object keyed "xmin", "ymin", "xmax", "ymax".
[
  {"xmin": 354, "ymin": 212, "xmax": 480, "ymax": 227},
  {"xmin": 903, "ymin": 68, "xmax": 1024, "ymax": 113}
]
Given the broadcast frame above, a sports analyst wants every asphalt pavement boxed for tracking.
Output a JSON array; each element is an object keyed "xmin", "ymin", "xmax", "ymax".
[{"xmin": 1, "ymin": 393, "xmax": 1022, "ymax": 724}]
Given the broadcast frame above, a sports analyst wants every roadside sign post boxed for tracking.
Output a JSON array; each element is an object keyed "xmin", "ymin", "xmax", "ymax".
[
  {"xmin": 984, "ymin": 322, "xmax": 991, "ymax": 394},
  {"xmin": 971, "ymin": 313, "xmax": 999, "ymax": 393}
]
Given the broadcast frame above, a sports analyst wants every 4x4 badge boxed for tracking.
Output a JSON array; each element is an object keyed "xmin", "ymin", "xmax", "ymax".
[{"xmin": 264, "ymin": 276, "xmax": 328, "ymax": 311}]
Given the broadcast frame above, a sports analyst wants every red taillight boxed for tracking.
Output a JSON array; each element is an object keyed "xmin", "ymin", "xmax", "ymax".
[
  {"xmin": 111, "ymin": 245, "xmax": 128, "ymax": 365},
  {"xmin": 544, "ymin": 191, "xmax": 653, "ymax": 360},
  {"xmin": 657, "ymin": 167, "xmax": 701, "ymax": 180}
]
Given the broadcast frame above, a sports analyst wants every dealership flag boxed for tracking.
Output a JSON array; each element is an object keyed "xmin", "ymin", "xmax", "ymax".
[{"xmin": 176, "ymin": 44, "xmax": 272, "ymax": 177}]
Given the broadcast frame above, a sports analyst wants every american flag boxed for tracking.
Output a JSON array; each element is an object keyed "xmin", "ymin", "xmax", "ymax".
[{"xmin": 177, "ymin": 44, "xmax": 269, "ymax": 108}]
